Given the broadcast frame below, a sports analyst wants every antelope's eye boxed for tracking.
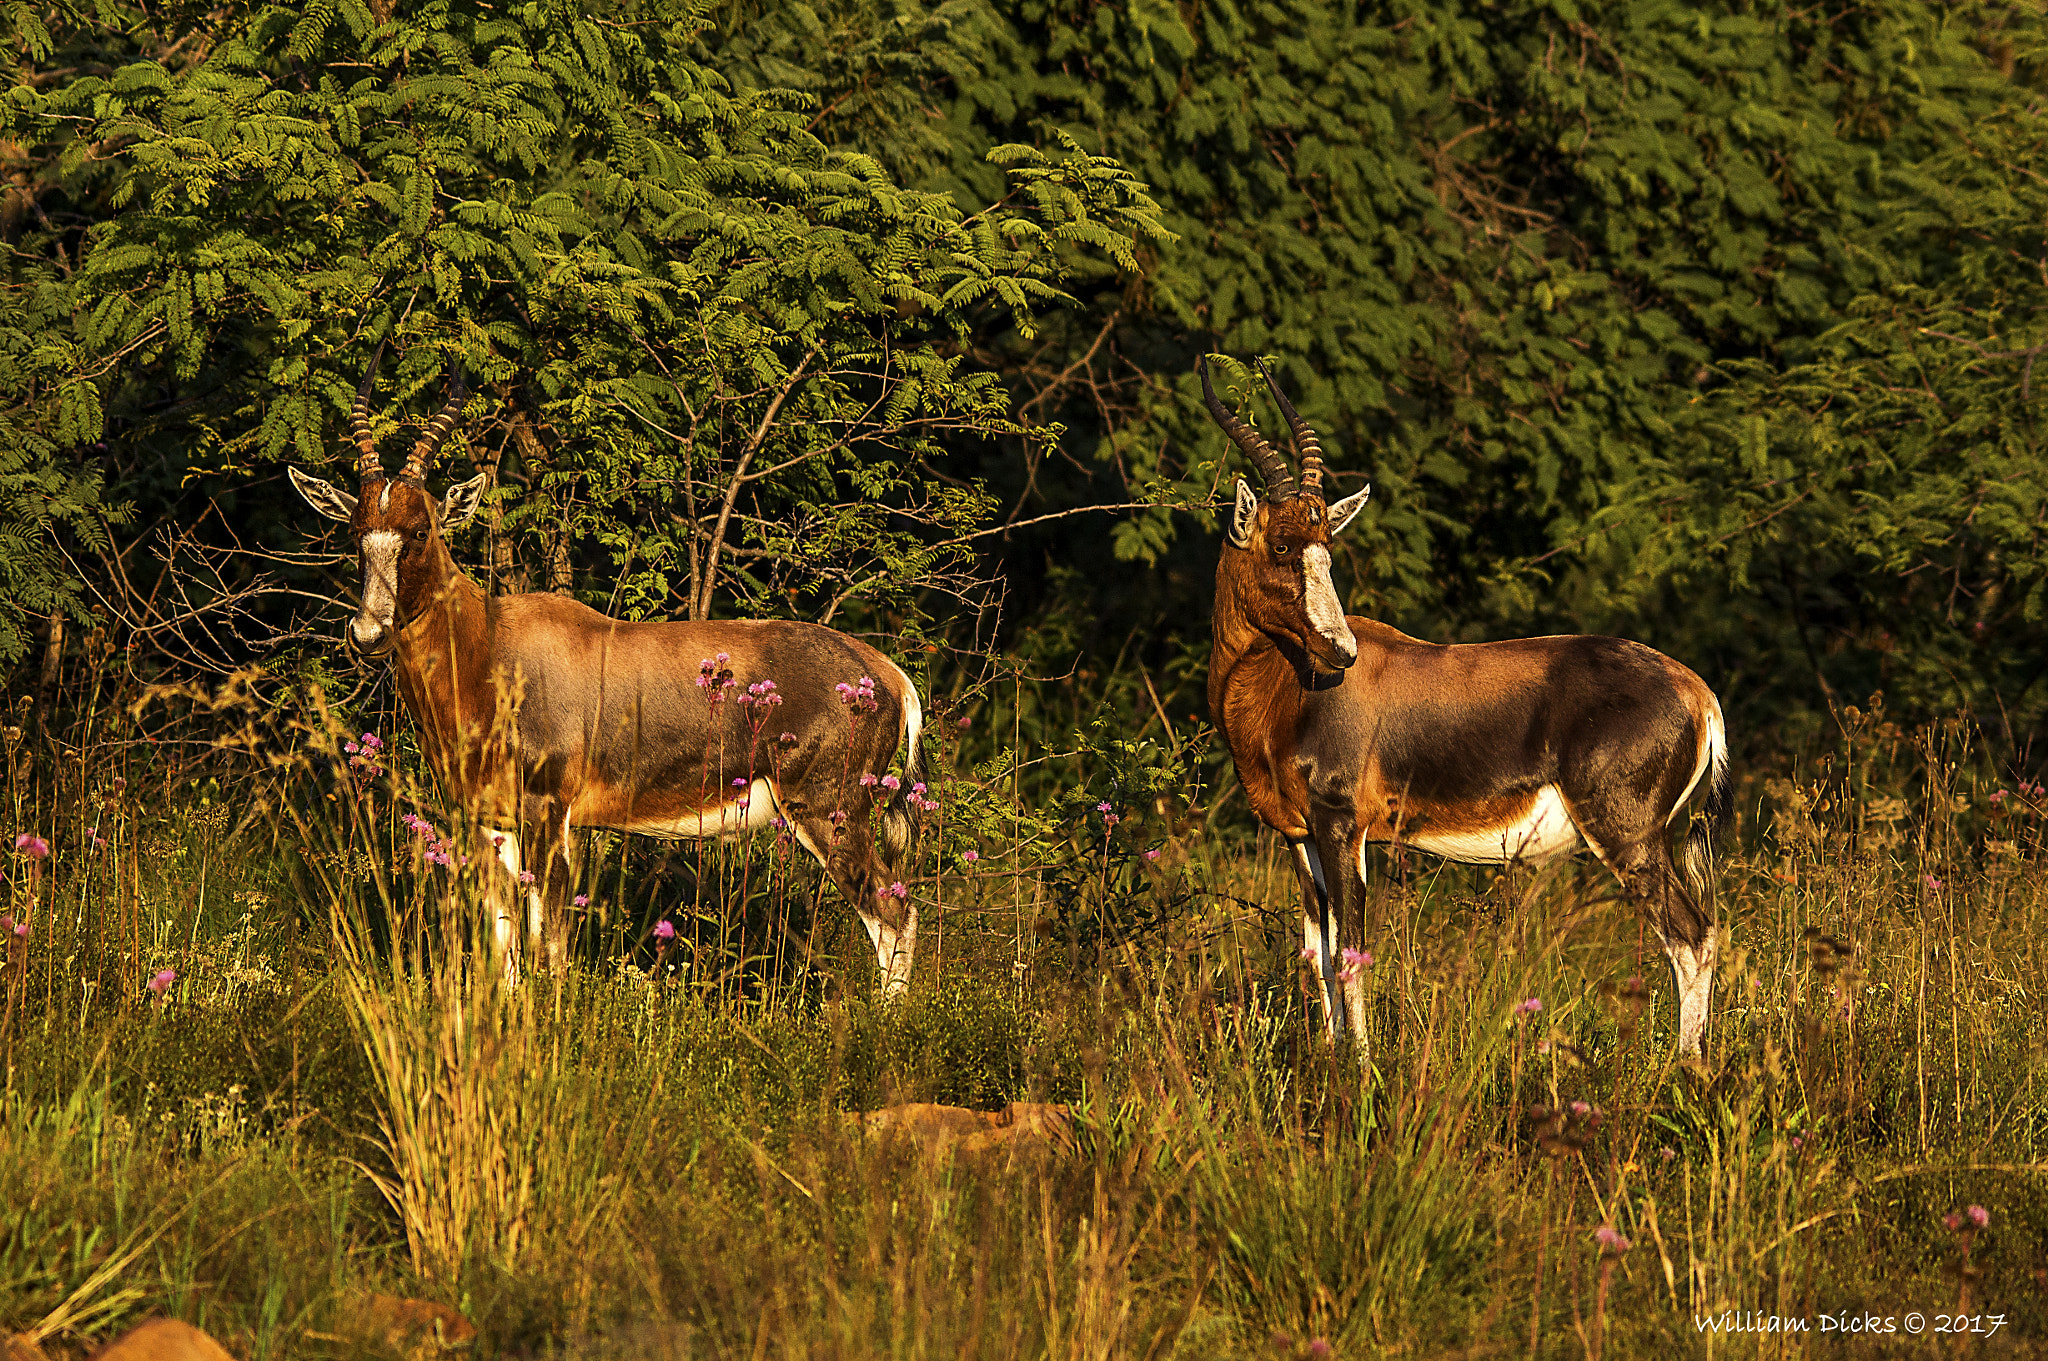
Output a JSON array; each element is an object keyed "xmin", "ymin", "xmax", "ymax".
[
  {"xmin": 413, "ymin": 529, "xmax": 428, "ymax": 542},
  {"xmin": 1274, "ymin": 543, "xmax": 1291, "ymax": 557}
]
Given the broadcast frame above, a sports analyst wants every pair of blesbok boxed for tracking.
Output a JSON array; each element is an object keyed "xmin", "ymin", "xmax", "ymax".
[{"xmin": 292, "ymin": 351, "xmax": 1727, "ymax": 1054}]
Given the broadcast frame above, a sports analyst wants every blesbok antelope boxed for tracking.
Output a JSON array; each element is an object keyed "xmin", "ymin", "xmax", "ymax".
[
  {"xmin": 1199, "ymin": 357, "xmax": 1731, "ymax": 1056},
  {"xmin": 288, "ymin": 350, "xmax": 926, "ymax": 989}
]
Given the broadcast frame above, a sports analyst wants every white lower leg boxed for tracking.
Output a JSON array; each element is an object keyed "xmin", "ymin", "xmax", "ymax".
[
  {"xmin": 1664, "ymin": 930, "xmax": 1717, "ymax": 1056},
  {"xmin": 490, "ymin": 828, "xmax": 524, "ymax": 984},
  {"xmin": 1296, "ymin": 844, "xmax": 1340, "ymax": 1038}
]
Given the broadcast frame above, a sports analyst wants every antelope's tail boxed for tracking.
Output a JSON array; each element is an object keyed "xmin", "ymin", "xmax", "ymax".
[
  {"xmin": 1683, "ymin": 700, "xmax": 1731, "ymax": 907},
  {"xmin": 880, "ymin": 665, "xmax": 926, "ymax": 864}
]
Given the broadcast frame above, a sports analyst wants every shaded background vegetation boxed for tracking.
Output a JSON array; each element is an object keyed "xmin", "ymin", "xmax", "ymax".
[{"xmin": 0, "ymin": 0, "xmax": 2043, "ymax": 779}]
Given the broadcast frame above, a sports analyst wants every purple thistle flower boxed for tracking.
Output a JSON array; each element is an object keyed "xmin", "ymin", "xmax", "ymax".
[
  {"xmin": 859, "ymin": 773, "xmax": 879, "ymax": 787},
  {"xmin": 148, "ymin": 968, "xmax": 176, "ymax": 995},
  {"xmin": 653, "ymin": 920, "xmax": 676, "ymax": 942},
  {"xmin": 881, "ymin": 774, "xmax": 900, "ymax": 792},
  {"xmin": 911, "ymin": 782, "xmax": 927, "ymax": 796}
]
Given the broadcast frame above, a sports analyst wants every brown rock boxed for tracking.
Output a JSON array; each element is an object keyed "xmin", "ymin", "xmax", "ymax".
[
  {"xmin": 88, "ymin": 1320, "xmax": 235, "ymax": 1361},
  {"xmin": 359, "ymin": 1293, "xmax": 477, "ymax": 1357},
  {"xmin": 860, "ymin": 1101, "xmax": 1073, "ymax": 1161}
]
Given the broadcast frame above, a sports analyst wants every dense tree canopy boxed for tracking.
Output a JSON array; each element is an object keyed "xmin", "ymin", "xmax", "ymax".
[{"xmin": 4, "ymin": 0, "xmax": 2045, "ymax": 764}]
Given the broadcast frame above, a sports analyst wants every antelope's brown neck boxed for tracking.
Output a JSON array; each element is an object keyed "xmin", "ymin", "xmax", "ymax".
[
  {"xmin": 390, "ymin": 542, "xmax": 496, "ymax": 801},
  {"xmin": 1208, "ymin": 560, "xmax": 1317, "ymax": 838}
]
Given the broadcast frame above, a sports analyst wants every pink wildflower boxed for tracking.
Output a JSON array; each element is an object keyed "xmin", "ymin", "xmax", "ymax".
[
  {"xmin": 1143, "ymin": 849, "xmax": 1161, "ymax": 861},
  {"xmin": 148, "ymin": 968, "xmax": 176, "ymax": 995},
  {"xmin": 1515, "ymin": 997, "xmax": 1543, "ymax": 1017},
  {"xmin": 881, "ymin": 774, "xmax": 900, "ymax": 792},
  {"xmin": 517, "ymin": 870, "xmax": 535, "ymax": 885},
  {"xmin": 1594, "ymin": 1225, "xmax": 1631, "ymax": 1253},
  {"xmin": 13, "ymin": 833, "xmax": 48, "ymax": 858},
  {"xmin": 859, "ymin": 773, "xmax": 879, "ymax": 787},
  {"xmin": 653, "ymin": 920, "xmax": 676, "ymax": 942},
  {"xmin": 573, "ymin": 894, "xmax": 590, "ymax": 907},
  {"xmin": 963, "ymin": 849, "xmax": 979, "ymax": 863},
  {"xmin": 1968, "ymin": 1204, "xmax": 1991, "ymax": 1228}
]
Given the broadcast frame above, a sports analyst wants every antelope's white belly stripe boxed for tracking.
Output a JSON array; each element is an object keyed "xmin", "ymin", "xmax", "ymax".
[
  {"xmin": 615, "ymin": 778, "xmax": 779, "ymax": 839},
  {"xmin": 1397, "ymin": 783, "xmax": 1582, "ymax": 866}
]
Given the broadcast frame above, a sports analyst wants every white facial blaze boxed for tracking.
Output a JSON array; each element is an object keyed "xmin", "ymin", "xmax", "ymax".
[
  {"xmin": 353, "ymin": 530, "xmax": 402, "ymax": 647},
  {"xmin": 1300, "ymin": 545, "xmax": 1356, "ymax": 662}
]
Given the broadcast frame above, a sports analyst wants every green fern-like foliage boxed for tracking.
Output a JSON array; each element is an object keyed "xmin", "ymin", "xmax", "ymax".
[{"xmin": 7, "ymin": 0, "xmax": 1165, "ymax": 631}]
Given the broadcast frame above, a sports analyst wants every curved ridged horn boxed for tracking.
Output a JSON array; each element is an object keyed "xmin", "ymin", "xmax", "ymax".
[
  {"xmin": 1255, "ymin": 359, "xmax": 1325, "ymax": 497},
  {"xmin": 398, "ymin": 366, "xmax": 469, "ymax": 483},
  {"xmin": 352, "ymin": 343, "xmax": 387, "ymax": 482},
  {"xmin": 1198, "ymin": 356, "xmax": 1295, "ymax": 499}
]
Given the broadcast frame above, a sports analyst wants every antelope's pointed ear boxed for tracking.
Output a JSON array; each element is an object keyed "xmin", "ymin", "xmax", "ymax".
[
  {"xmin": 1328, "ymin": 484, "xmax": 1371, "ymax": 535},
  {"xmin": 440, "ymin": 471, "xmax": 489, "ymax": 530},
  {"xmin": 1228, "ymin": 477, "xmax": 1260, "ymax": 548},
  {"xmin": 289, "ymin": 466, "xmax": 356, "ymax": 522}
]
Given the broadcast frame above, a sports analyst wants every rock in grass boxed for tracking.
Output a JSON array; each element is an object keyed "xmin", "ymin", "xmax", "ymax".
[
  {"xmin": 88, "ymin": 1319, "xmax": 235, "ymax": 1361},
  {"xmin": 359, "ymin": 1293, "xmax": 477, "ymax": 1357},
  {"xmin": 860, "ymin": 1101, "xmax": 1073, "ymax": 1161}
]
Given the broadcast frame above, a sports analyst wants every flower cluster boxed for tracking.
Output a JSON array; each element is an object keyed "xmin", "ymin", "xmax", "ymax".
[
  {"xmin": 0, "ymin": 914, "xmax": 28, "ymax": 939},
  {"xmin": 907, "ymin": 781, "xmax": 938, "ymax": 814},
  {"xmin": 400, "ymin": 812, "xmax": 463, "ymax": 869},
  {"xmin": 1096, "ymin": 801, "xmax": 1119, "ymax": 829},
  {"xmin": 1514, "ymin": 996, "xmax": 1543, "ymax": 1018},
  {"xmin": 1594, "ymin": 1225, "xmax": 1632, "ymax": 1254},
  {"xmin": 343, "ymin": 731, "xmax": 384, "ymax": 772},
  {"xmin": 876, "ymin": 881, "xmax": 909, "ymax": 900},
  {"xmin": 653, "ymin": 919, "xmax": 676, "ymax": 942},
  {"xmin": 835, "ymin": 675, "xmax": 879, "ymax": 713},
  {"xmin": 736, "ymin": 679, "xmax": 783, "ymax": 710},
  {"xmin": 149, "ymin": 968, "xmax": 177, "ymax": 996},
  {"xmin": 1336, "ymin": 947, "xmax": 1374, "ymax": 984},
  {"xmin": 13, "ymin": 832, "xmax": 48, "ymax": 858},
  {"xmin": 1529, "ymin": 1099, "xmax": 1603, "ymax": 1156},
  {"xmin": 697, "ymin": 654, "xmax": 736, "ymax": 700},
  {"xmin": 1943, "ymin": 1205, "xmax": 1992, "ymax": 1231}
]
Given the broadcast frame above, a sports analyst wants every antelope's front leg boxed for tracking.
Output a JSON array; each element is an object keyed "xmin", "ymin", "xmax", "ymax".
[
  {"xmin": 1310, "ymin": 808, "xmax": 1372, "ymax": 1056},
  {"xmin": 486, "ymin": 823, "xmax": 528, "ymax": 984},
  {"xmin": 1291, "ymin": 840, "xmax": 1340, "ymax": 1038}
]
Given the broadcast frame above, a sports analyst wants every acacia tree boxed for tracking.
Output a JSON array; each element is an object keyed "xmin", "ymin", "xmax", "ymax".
[{"xmin": 4, "ymin": 0, "xmax": 1163, "ymax": 648}]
